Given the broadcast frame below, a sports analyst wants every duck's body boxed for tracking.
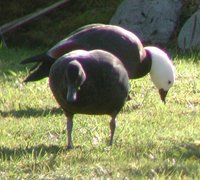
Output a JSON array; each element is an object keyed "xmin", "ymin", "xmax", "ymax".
[
  {"xmin": 49, "ymin": 49, "xmax": 129, "ymax": 148},
  {"xmin": 49, "ymin": 49, "xmax": 129, "ymax": 115},
  {"xmin": 22, "ymin": 24, "xmax": 150, "ymax": 81},
  {"xmin": 48, "ymin": 24, "xmax": 150, "ymax": 79}
]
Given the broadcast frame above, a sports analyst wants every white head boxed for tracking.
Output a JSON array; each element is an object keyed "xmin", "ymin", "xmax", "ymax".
[{"xmin": 144, "ymin": 46, "xmax": 175, "ymax": 103}]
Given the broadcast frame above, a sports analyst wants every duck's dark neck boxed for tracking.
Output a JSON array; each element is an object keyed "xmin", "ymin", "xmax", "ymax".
[{"xmin": 131, "ymin": 50, "xmax": 152, "ymax": 79}]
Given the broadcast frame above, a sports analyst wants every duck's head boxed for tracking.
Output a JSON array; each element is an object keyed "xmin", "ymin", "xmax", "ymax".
[
  {"xmin": 66, "ymin": 60, "xmax": 86, "ymax": 103},
  {"xmin": 144, "ymin": 46, "xmax": 175, "ymax": 104}
]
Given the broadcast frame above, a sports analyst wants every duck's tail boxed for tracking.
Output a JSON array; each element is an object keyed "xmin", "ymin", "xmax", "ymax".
[{"xmin": 21, "ymin": 53, "xmax": 56, "ymax": 82}]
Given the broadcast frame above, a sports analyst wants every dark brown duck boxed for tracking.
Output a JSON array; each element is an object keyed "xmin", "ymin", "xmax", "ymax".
[{"xmin": 49, "ymin": 49, "xmax": 129, "ymax": 149}]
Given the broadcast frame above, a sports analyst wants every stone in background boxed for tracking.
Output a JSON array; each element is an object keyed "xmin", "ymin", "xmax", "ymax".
[
  {"xmin": 178, "ymin": 9, "xmax": 200, "ymax": 50},
  {"xmin": 110, "ymin": 0, "xmax": 182, "ymax": 44}
]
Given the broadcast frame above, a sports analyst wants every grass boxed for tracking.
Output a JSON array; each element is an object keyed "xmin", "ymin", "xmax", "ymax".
[{"xmin": 1, "ymin": 47, "xmax": 200, "ymax": 179}]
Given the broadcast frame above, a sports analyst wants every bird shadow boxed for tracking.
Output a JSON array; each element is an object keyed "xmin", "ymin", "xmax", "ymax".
[
  {"xmin": 164, "ymin": 142, "xmax": 200, "ymax": 160},
  {"xmin": 0, "ymin": 107, "xmax": 63, "ymax": 118},
  {"xmin": 0, "ymin": 144, "xmax": 63, "ymax": 161}
]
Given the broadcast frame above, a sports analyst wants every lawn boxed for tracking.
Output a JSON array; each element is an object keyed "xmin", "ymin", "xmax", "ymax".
[{"xmin": 0, "ymin": 47, "xmax": 200, "ymax": 179}]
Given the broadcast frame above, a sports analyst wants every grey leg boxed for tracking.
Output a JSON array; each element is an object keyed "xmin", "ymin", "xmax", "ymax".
[
  {"xmin": 66, "ymin": 115, "xmax": 74, "ymax": 149},
  {"xmin": 109, "ymin": 115, "xmax": 116, "ymax": 146}
]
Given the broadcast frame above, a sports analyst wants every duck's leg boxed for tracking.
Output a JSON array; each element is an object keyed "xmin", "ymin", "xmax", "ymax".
[
  {"xmin": 66, "ymin": 114, "xmax": 74, "ymax": 149},
  {"xmin": 109, "ymin": 114, "xmax": 117, "ymax": 146}
]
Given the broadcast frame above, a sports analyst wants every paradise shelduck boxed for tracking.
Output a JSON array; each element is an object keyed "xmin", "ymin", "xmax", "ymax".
[
  {"xmin": 21, "ymin": 24, "xmax": 175, "ymax": 103},
  {"xmin": 49, "ymin": 49, "xmax": 129, "ymax": 149}
]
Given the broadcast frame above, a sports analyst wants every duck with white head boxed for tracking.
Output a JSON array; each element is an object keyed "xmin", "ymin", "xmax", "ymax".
[
  {"xmin": 144, "ymin": 46, "xmax": 175, "ymax": 103},
  {"xmin": 21, "ymin": 24, "xmax": 175, "ymax": 103}
]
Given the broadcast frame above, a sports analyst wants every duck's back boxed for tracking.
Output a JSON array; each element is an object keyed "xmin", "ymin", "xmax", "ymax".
[{"xmin": 48, "ymin": 24, "xmax": 145, "ymax": 78}]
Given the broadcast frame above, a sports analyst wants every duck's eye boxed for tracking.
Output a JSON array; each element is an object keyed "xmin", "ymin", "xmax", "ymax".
[{"xmin": 168, "ymin": 80, "xmax": 171, "ymax": 84}]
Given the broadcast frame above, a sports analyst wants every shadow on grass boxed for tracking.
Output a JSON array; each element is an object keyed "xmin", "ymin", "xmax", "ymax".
[
  {"xmin": 164, "ymin": 143, "xmax": 200, "ymax": 160},
  {"xmin": 112, "ymin": 142, "xmax": 200, "ymax": 178},
  {"xmin": 0, "ymin": 144, "xmax": 64, "ymax": 161},
  {"xmin": 145, "ymin": 143, "xmax": 200, "ymax": 177},
  {"xmin": 0, "ymin": 107, "xmax": 63, "ymax": 118}
]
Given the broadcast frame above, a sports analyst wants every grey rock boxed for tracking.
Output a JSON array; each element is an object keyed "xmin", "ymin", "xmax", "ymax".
[
  {"xmin": 195, "ymin": 0, "xmax": 200, "ymax": 6},
  {"xmin": 178, "ymin": 9, "xmax": 200, "ymax": 50},
  {"xmin": 110, "ymin": 0, "xmax": 182, "ymax": 44}
]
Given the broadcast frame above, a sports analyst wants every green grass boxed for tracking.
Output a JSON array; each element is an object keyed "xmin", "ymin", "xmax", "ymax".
[{"xmin": 1, "ymin": 47, "xmax": 200, "ymax": 179}]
